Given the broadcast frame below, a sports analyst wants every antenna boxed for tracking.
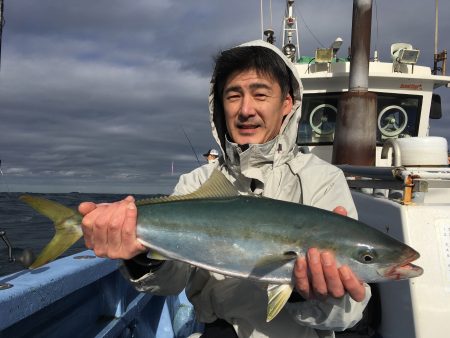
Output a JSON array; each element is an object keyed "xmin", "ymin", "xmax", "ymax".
[
  {"xmin": 434, "ymin": 0, "xmax": 438, "ymax": 55},
  {"xmin": 260, "ymin": 0, "xmax": 264, "ymax": 40},
  {"xmin": 433, "ymin": 0, "xmax": 447, "ymax": 75},
  {"xmin": 0, "ymin": 0, "xmax": 4, "ymax": 69}
]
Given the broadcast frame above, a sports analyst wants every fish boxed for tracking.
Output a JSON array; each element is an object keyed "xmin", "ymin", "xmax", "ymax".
[{"xmin": 19, "ymin": 169, "xmax": 423, "ymax": 322}]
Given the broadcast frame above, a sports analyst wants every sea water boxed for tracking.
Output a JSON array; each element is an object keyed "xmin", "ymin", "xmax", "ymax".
[{"xmin": 0, "ymin": 192, "xmax": 154, "ymax": 276}]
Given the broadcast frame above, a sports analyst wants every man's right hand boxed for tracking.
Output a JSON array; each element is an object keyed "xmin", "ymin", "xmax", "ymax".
[{"xmin": 78, "ymin": 196, "xmax": 147, "ymax": 260}]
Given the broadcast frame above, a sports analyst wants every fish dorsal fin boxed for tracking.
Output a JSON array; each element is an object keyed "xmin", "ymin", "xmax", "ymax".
[{"xmin": 136, "ymin": 169, "xmax": 239, "ymax": 206}]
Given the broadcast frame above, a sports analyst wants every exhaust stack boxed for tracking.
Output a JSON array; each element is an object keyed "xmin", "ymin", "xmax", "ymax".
[{"xmin": 332, "ymin": 0, "xmax": 377, "ymax": 166}]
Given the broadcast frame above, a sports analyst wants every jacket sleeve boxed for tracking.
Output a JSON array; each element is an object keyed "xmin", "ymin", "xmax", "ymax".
[
  {"xmin": 120, "ymin": 260, "xmax": 193, "ymax": 295},
  {"xmin": 121, "ymin": 164, "xmax": 217, "ymax": 294},
  {"xmin": 285, "ymin": 285, "xmax": 371, "ymax": 331}
]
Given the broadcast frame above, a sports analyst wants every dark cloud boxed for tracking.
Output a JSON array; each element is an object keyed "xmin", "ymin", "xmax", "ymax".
[{"xmin": 0, "ymin": 0, "xmax": 449, "ymax": 194}]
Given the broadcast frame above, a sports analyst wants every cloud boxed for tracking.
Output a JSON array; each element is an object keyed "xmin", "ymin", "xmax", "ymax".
[{"xmin": 0, "ymin": 0, "xmax": 449, "ymax": 194}]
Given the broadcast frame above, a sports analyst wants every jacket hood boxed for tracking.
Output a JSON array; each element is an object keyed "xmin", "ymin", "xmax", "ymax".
[{"xmin": 208, "ymin": 40, "xmax": 304, "ymax": 181}]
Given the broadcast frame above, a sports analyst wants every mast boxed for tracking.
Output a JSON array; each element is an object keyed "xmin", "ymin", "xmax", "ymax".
[{"xmin": 281, "ymin": 0, "xmax": 299, "ymax": 62}]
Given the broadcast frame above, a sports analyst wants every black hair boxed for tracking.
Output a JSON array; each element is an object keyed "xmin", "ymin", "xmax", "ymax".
[{"xmin": 213, "ymin": 46, "xmax": 293, "ymax": 103}]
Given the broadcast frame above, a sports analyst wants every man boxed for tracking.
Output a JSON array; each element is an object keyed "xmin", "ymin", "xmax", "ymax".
[
  {"xmin": 79, "ymin": 40, "xmax": 370, "ymax": 338},
  {"xmin": 203, "ymin": 148, "xmax": 220, "ymax": 163}
]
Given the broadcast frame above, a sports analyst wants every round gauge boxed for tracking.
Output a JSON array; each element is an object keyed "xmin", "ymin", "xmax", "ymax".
[
  {"xmin": 309, "ymin": 104, "xmax": 337, "ymax": 135},
  {"xmin": 377, "ymin": 105, "xmax": 408, "ymax": 137}
]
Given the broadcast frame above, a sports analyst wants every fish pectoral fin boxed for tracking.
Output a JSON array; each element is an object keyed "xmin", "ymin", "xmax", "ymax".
[
  {"xmin": 266, "ymin": 284, "xmax": 293, "ymax": 322},
  {"xmin": 251, "ymin": 252, "xmax": 298, "ymax": 277}
]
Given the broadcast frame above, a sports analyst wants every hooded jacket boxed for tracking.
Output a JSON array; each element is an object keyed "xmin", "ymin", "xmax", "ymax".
[{"xmin": 122, "ymin": 40, "xmax": 371, "ymax": 338}]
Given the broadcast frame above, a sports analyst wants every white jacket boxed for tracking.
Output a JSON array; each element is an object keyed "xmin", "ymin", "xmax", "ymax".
[{"xmin": 122, "ymin": 40, "xmax": 371, "ymax": 338}]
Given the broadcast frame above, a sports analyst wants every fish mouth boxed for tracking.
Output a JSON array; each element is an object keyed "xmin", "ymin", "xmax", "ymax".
[{"xmin": 379, "ymin": 250, "xmax": 424, "ymax": 280}]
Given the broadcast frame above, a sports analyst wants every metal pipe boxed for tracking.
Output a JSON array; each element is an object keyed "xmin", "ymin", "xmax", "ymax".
[
  {"xmin": 332, "ymin": 0, "xmax": 377, "ymax": 166},
  {"xmin": 348, "ymin": 0, "xmax": 372, "ymax": 91},
  {"xmin": 381, "ymin": 138, "xmax": 402, "ymax": 166}
]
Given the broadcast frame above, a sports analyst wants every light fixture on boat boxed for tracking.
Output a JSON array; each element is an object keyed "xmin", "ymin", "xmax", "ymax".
[
  {"xmin": 315, "ymin": 48, "xmax": 333, "ymax": 63},
  {"xmin": 330, "ymin": 37, "xmax": 343, "ymax": 58},
  {"xmin": 391, "ymin": 43, "xmax": 420, "ymax": 73},
  {"xmin": 264, "ymin": 29, "xmax": 275, "ymax": 44},
  {"xmin": 283, "ymin": 43, "xmax": 296, "ymax": 62}
]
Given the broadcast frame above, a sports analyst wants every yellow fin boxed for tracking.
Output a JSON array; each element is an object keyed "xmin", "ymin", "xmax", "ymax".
[
  {"xmin": 147, "ymin": 250, "xmax": 168, "ymax": 261},
  {"xmin": 266, "ymin": 284, "xmax": 293, "ymax": 322},
  {"xmin": 136, "ymin": 169, "xmax": 238, "ymax": 206},
  {"xmin": 19, "ymin": 195, "xmax": 83, "ymax": 269}
]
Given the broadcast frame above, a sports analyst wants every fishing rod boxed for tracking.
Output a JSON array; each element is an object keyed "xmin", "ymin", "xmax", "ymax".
[
  {"xmin": 181, "ymin": 126, "xmax": 201, "ymax": 166},
  {"xmin": 0, "ymin": 230, "xmax": 13, "ymax": 263},
  {"xmin": 0, "ymin": 230, "xmax": 36, "ymax": 268}
]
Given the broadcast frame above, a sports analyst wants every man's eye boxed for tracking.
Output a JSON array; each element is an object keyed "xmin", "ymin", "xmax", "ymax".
[
  {"xmin": 255, "ymin": 93, "xmax": 268, "ymax": 100},
  {"xmin": 226, "ymin": 94, "xmax": 240, "ymax": 101}
]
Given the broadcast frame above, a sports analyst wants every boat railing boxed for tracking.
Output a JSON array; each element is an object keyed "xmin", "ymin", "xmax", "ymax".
[
  {"xmin": 0, "ymin": 250, "xmax": 168, "ymax": 337},
  {"xmin": 338, "ymin": 164, "xmax": 450, "ymax": 204}
]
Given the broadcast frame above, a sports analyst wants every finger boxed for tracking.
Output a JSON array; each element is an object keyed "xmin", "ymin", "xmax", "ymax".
[
  {"xmin": 294, "ymin": 256, "xmax": 311, "ymax": 299},
  {"xmin": 321, "ymin": 251, "xmax": 345, "ymax": 298},
  {"xmin": 106, "ymin": 201, "xmax": 128, "ymax": 258},
  {"xmin": 81, "ymin": 215, "xmax": 94, "ymax": 249},
  {"xmin": 121, "ymin": 202, "xmax": 146, "ymax": 259},
  {"xmin": 333, "ymin": 206, "xmax": 347, "ymax": 216},
  {"xmin": 124, "ymin": 195, "xmax": 135, "ymax": 203},
  {"xmin": 339, "ymin": 265, "xmax": 366, "ymax": 302},
  {"xmin": 79, "ymin": 202, "xmax": 97, "ymax": 215},
  {"xmin": 92, "ymin": 205, "xmax": 116, "ymax": 257},
  {"xmin": 81, "ymin": 207, "xmax": 104, "ymax": 249},
  {"xmin": 307, "ymin": 248, "xmax": 328, "ymax": 298}
]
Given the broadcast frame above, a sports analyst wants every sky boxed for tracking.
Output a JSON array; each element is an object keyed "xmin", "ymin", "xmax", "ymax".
[{"xmin": 0, "ymin": 0, "xmax": 449, "ymax": 194}]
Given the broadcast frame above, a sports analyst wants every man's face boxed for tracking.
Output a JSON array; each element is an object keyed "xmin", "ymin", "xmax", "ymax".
[{"xmin": 222, "ymin": 69, "xmax": 293, "ymax": 145}]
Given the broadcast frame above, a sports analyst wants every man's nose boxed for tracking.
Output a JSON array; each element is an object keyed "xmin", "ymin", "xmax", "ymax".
[{"xmin": 239, "ymin": 95, "xmax": 256, "ymax": 117}]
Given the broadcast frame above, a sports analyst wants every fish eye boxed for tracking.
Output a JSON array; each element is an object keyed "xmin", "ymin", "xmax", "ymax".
[{"xmin": 358, "ymin": 249, "xmax": 377, "ymax": 264}]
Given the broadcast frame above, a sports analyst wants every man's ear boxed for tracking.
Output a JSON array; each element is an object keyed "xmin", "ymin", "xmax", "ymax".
[{"xmin": 282, "ymin": 94, "xmax": 293, "ymax": 117}]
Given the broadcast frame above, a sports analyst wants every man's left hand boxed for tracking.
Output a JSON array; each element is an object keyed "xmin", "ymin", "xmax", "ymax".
[{"xmin": 292, "ymin": 206, "xmax": 366, "ymax": 302}]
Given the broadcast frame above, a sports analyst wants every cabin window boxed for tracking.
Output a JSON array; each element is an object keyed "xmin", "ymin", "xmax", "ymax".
[{"xmin": 296, "ymin": 92, "xmax": 422, "ymax": 146}]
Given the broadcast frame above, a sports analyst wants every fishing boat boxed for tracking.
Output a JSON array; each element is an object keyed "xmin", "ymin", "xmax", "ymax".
[{"xmin": 1, "ymin": 0, "xmax": 450, "ymax": 337}]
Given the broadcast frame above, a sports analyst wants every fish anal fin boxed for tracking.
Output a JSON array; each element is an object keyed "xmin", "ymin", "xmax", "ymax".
[{"xmin": 267, "ymin": 284, "xmax": 293, "ymax": 322}]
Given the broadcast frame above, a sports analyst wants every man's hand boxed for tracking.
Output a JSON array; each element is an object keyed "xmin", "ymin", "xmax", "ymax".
[
  {"xmin": 292, "ymin": 205, "xmax": 366, "ymax": 302},
  {"xmin": 79, "ymin": 196, "xmax": 147, "ymax": 260}
]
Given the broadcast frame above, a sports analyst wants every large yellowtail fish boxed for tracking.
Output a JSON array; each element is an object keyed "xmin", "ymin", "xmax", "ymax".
[{"xmin": 20, "ymin": 170, "xmax": 423, "ymax": 322}]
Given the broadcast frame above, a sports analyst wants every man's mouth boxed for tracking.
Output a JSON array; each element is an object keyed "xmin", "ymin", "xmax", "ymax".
[{"xmin": 238, "ymin": 124, "xmax": 259, "ymax": 133}]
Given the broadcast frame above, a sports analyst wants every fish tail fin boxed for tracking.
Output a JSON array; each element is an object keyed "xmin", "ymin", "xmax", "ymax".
[
  {"xmin": 19, "ymin": 194, "xmax": 84, "ymax": 269},
  {"xmin": 266, "ymin": 284, "xmax": 294, "ymax": 322}
]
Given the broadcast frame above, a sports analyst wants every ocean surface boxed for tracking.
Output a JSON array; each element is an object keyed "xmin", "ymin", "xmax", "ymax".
[{"xmin": 0, "ymin": 192, "xmax": 155, "ymax": 276}]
